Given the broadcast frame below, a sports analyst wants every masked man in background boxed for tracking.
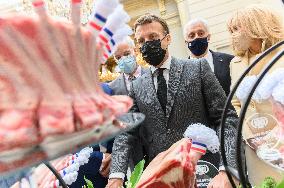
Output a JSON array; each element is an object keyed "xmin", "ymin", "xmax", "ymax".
[
  {"xmin": 109, "ymin": 37, "xmax": 147, "ymax": 95},
  {"xmin": 184, "ymin": 18, "xmax": 234, "ymax": 96}
]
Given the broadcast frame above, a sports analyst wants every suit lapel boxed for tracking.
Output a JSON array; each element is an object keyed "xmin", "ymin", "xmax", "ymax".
[
  {"xmin": 142, "ymin": 70, "xmax": 164, "ymax": 112},
  {"xmin": 166, "ymin": 57, "xmax": 184, "ymax": 118}
]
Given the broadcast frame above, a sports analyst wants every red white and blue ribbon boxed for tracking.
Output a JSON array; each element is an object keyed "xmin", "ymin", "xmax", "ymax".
[
  {"xmin": 101, "ymin": 25, "xmax": 133, "ymax": 62},
  {"xmin": 184, "ymin": 123, "xmax": 220, "ymax": 154},
  {"xmin": 98, "ymin": 5, "xmax": 130, "ymax": 46},
  {"xmin": 191, "ymin": 141, "xmax": 207, "ymax": 155},
  {"xmin": 88, "ymin": 0, "xmax": 119, "ymax": 35},
  {"xmin": 89, "ymin": 13, "xmax": 107, "ymax": 32}
]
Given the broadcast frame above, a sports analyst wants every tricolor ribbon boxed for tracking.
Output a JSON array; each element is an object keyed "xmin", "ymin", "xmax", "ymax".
[
  {"xmin": 89, "ymin": 13, "xmax": 107, "ymax": 32},
  {"xmin": 191, "ymin": 141, "xmax": 207, "ymax": 155}
]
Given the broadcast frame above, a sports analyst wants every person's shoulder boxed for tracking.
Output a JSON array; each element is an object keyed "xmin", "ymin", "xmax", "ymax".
[
  {"xmin": 211, "ymin": 50, "xmax": 234, "ymax": 62},
  {"xmin": 132, "ymin": 69, "xmax": 150, "ymax": 85},
  {"xmin": 141, "ymin": 66, "xmax": 150, "ymax": 75},
  {"xmin": 213, "ymin": 51, "xmax": 234, "ymax": 58},
  {"xmin": 172, "ymin": 56, "xmax": 203, "ymax": 73},
  {"xmin": 230, "ymin": 56, "xmax": 242, "ymax": 64},
  {"xmin": 171, "ymin": 56, "xmax": 200, "ymax": 66},
  {"xmin": 109, "ymin": 74, "xmax": 123, "ymax": 84}
]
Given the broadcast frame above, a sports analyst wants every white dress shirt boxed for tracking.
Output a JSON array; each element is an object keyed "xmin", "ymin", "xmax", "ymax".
[
  {"xmin": 124, "ymin": 66, "xmax": 142, "ymax": 91},
  {"xmin": 150, "ymin": 56, "xmax": 172, "ymax": 91},
  {"xmin": 192, "ymin": 50, "xmax": 214, "ymax": 72}
]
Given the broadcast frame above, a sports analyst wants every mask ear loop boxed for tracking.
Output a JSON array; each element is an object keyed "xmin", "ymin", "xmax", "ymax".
[
  {"xmin": 160, "ymin": 33, "xmax": 169, "ymax": 50},
  {"xmin": 160, "ymin": 34, "xmax": 168, "ymax": 42}
]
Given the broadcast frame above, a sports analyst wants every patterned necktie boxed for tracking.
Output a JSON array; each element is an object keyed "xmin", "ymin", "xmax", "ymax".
[{"xmin": 157, "ymin": 68, "xmax": 167, "ymax": 114}]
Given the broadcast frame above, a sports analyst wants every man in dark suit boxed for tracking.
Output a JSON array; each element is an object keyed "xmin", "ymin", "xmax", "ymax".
[
  {"xmin": 107, "ymin": 14, "xmax": 238, "ymax": 188},
  {"xmin": 184, "ymin": 18, "xmax": 234, "ymax": 96}
]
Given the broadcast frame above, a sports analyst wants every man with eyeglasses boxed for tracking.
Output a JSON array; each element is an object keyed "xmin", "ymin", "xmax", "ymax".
[
  {"xmin": 107, "ymin": 14, "xmax": 239, "ymax": 188},
  {"xmin": 184, "ymin": 18, "xmax": 234, "ymax": 96}
]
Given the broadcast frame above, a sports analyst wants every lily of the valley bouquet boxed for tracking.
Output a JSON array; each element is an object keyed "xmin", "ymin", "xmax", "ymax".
[{"xmin": 236, "ymin": 68, "xmax": 284, "ymax": 169}]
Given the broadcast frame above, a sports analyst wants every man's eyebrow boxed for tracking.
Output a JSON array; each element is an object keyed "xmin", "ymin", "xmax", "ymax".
[
  {"xmin": 149, "ymin": 32, "xmax": 158, "ymax": 36},
  {"xmin": 138, "ymin": 32, "xmax": 156, "ymax": 37}
]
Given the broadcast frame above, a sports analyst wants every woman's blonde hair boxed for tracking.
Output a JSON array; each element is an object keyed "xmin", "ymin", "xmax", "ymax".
[{"xmin": 227, "ymin": 4, "xmax": 284, "ymax": 56}]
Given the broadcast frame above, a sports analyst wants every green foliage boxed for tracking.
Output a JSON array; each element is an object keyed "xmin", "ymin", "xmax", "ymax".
[
  {"xmin": 259, "ymin": 177, "xmax": 277, "ymax": 188},
  {"xmin": 84, "ymin": 176, "xmax": 94, "ymax": 188},
  {"xmin": 276, "ymin": 178, "xmax": 284, "ymax": 188},
  {"xmin": 82, "ymin": 166, "xmax": 284, "ymax": 188},
  {"xmin": 83, "ymin": 159, "xmax": 145, "ymax": 188},
  {"xmin": 126, "ymin": 159, "xmax": 145, "ymax": 188},
  {"xmin": 237, "ymin": 177, "xmax": 278, "ymax": 188}
]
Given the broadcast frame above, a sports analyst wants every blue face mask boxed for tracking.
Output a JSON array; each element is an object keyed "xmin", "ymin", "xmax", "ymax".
[{"xmin": 118, "ymin": 55, "xmax": 137, "ymax": 74}]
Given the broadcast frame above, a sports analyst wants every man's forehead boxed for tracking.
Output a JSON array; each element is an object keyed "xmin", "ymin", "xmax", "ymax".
[
  {"xmin": 115, "ymin": 43, "xmax": 131, "ymax": 53},
  {"xmin": 187, "ymin": 22, "xmax": 207, "ymax": 32},
  {"xmin": 135, "ymin": 22, "xmax": 164, "ymax": 38},
  {"xmin": 117, "ymin": 43, "xmax": 131, "ymax": 50}
]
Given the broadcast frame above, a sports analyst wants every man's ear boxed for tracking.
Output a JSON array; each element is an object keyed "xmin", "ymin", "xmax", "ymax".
[
  {"xmin": 164, "ymin": 34, "xmax": 171, "ymax": 48},
  {"xmin": 166, "ymin": 34, "xmax": 172, "ymax": 44},
  {"xmin": 207, "ymin": 34, "xmax": 211, "ymax": 42}
]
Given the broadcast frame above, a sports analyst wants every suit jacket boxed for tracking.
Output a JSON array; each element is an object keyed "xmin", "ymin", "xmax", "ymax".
[
  {"xmin": 211, "ymin": 50, "xmax": 234, "ymax": 96},
  {"xmin": 110, "ymin": 57, "xmax": 238, "ymax": 175},
  {"xmin": 189, "ymin": 50, "xmax": 234, "ymax": 96},
  {"xmin": 108, "ymin": 67, "xmax": 147, "ymax": 95}
]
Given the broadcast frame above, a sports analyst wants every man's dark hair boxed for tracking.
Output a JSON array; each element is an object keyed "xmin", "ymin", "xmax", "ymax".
[{"xmin": 134, "ymin": 14, "xmax": 170, "ymax": 35}]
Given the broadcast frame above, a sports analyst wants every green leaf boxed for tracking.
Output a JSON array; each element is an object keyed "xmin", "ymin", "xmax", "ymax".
[
  {"xmin": 276, "ymin": 177, "xmax": 284, "ymax": 188},
  {"xmin": 84, "ymin": 176, "xmax": 94, "ymax": 188},
  {"xmin": 128, "ymin": 159, "xmax": 145, "ymax": 188},
  {"xmin": 258, "ymin": 177, "xmax": 277, "ymax": 188}
]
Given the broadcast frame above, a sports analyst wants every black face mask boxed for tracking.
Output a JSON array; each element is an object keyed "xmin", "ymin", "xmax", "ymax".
[
  {"xmin": 188, "ymin": 37, "xmax": 208, "ymax": 56},
  {"xmin": 140, "ymin": 37, "xmax": 167, "ymax": 67}
]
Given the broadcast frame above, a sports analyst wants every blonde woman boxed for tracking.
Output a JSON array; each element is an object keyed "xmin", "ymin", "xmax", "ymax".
[{"xmin": 228, "ymin": 4, "xmax": 284, "ymax": 186}]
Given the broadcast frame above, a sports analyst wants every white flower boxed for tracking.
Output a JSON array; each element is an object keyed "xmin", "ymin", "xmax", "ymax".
[
  {"xmin": 236, "ymin": 76, "xmax": 258, "ymax": 101},
  {"xmin": 272, "ymin": 79, "xmax": 284, "ymax": 105},
  {"xmin": 184, "ymin": 123, "xmax": 220, "ymax": 153},
  {"xmin": 257, "ymin": 68, "xmax": 284, "ymax": 100},
  {"xmin": 236, "ymin": 69, "xmax": 284, "ymax": 103}
]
